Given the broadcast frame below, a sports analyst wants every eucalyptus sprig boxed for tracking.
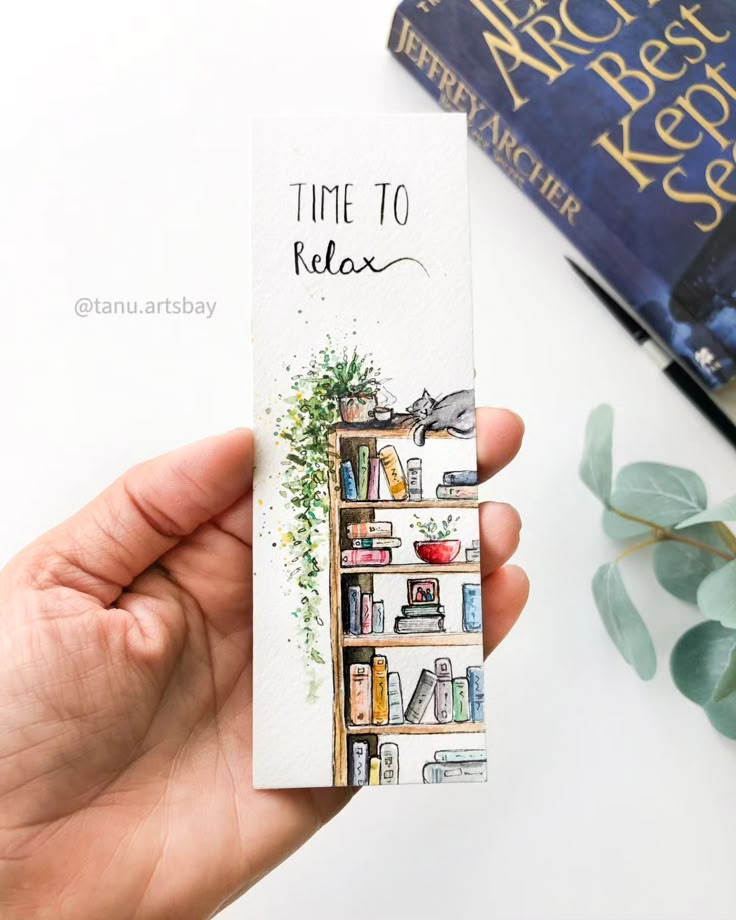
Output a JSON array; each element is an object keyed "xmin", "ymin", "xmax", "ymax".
[
  {"xmin": 410, "ymin": 514, "xmax": 458, "ymax": 541},
  {"xmin": 581, "ymin": 405, "xmax": 736, "ymax": 738}
]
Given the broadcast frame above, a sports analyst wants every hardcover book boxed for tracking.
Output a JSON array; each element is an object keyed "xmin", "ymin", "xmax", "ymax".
[
  {"xmin": 252, "ymin": 115, "xmax": 486, "ymax": 788},
  {"xmin": 389, "ymin": 0, "xmax": 736, "ymax": 390}
]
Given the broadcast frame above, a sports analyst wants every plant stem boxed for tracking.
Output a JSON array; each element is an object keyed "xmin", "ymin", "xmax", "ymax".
[
  {"xmin": 609, "ymin": 506, "xmax": 736, "ymax": 562},
  {"xmin": 713, "ymin": 522, "xmax": 736, "ymax": 556},
  {"xmin": 616, "ymin": 536, "xmax": 663, "ymax": 563}
]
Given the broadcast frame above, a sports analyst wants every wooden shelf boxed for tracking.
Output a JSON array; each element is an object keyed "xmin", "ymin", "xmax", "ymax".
[
  {"xmin": 342, "ymin": 633, "xmax": 482, "ymax": 648},
  {"xmin": 339, "ymin": 500, "xmax": 477, "ymax": 510},
  {"xmin": 335, "ymin": 421, "xmax": 456, "ymax": 440},
  {"xmin": 341, "ymin": 562, "xmax": 480, "ymax": 575},
  {"xmin": 346, "ymin": 723, "xmax": 485, "ymax": 736}
]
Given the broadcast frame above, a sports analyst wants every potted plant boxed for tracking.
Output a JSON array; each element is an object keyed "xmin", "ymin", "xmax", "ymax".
[
  {"xmin": 321, "ymin": 348, "xmax": 381, "ymax": 424},
  {"xmin": 411, "ymin": 514, "xmax": 461, "ymax": 565}
]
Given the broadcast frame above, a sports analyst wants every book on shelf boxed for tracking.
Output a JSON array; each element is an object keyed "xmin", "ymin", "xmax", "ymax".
[
  {"xmin": 423, "ymin": 760, "xmax": 487, "ymax": 784},
  {"xmin": 361, "ymin": 592, "xmax": 373, "ymax": 635},
  {"xmin": 389, "ymin": 2, "xmax": 736, "ymax": 391},
  {"xmin": 372, "ymin": 655, "xmax": 389, "ymax": 726},
  {"xmin": 401, "ymin": 603, "xmax": 445, "ymax": 617},
  {"xmin": 341, "ymin": 461, "xmax": 358, "ymax": 502},
  {"xmin": 443, "ymin": 470, "xmax": 478, "ymax": 487},
  {"xmin": 394, "ymin": 614, "xmax": 446, "ymax": 634},
  {"xmin": 435, "ymin": 749, "xmax": 487, "ymax": 764},
  {"xmin": 388, "ymin": 672, "xmax": 404, "ymax": 725},
  {"xmin": 357, "ymin": 445, "xmax": 370, "ymax": 501},
  {"xmin": 436, "ymin": 485, "xmax": 478, "ymax": 500},
  {"xmin": 367, "ymin": 457, "xmax": 380, "ymax": 502},
  {"xmin": 347, "ymin": 521, "xmax": 393, "ymax": 540},
  {"xmin": 342, "ymin": 549, "xmax": 392, "ymax": 568},
  {"xmin": 369, "ymin": 756, "xmax": 381, "ymax": 786},
  {"xmin": 434, "ymin": 657, "xmax": 454, "ymax": 724},
  {"xmin": 407, "ymin": 457, "xmax": 423, "ymax": 501},
  {"xmin": 453, "ymin": 677, "xmax": 470, "ymax": 723},
  {"xmin": 467, "ymin": 665, "xmax": 485, "ymax": 723},
  {"xmin": 350, "ymin": 740, "xmax": 370, "ymax": 786},
  {"xmin": 348, "ymin": 585, "xmax": 362, "ymax": 637},
  {"xmin": 378, "ymin": 445, "xmax": 408, "ymax": 501},
  {"xmin": 372, "ymin": 600, "xmax": 385, "ymax": 634},
  {"xmin": 349, "ymin": 664, "xmax": 372, "ymax": 726},
  {"xmin": 405, "ymin": 669, "xmax": 437, "ymax": 724},
  {"xmin": 352, "ymin": 537, "xmax": 402, "ymax": 549},
  {"xmin": 462, "ymin": 583, "xmax": 482, "ymax": 633},
  {"xmin": 379, "ymin": 742, "xmax": 400, "ymax": 785}
]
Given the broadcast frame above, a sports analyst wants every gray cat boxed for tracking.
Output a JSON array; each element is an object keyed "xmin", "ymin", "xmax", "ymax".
[{"xmin": 407, "ymin": 389, "xmax": 476, "ymax": 446}]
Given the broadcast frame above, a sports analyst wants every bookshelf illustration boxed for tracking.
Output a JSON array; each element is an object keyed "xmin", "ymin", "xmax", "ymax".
[{"xmin": 328, "ymin": 421, "xmax": 487, "ymax": 786}]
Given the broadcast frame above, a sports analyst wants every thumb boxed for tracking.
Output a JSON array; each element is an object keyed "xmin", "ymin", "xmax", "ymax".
[{"xmin": 10, "ymin": 429, "xmax": 253, "ymax": 607}]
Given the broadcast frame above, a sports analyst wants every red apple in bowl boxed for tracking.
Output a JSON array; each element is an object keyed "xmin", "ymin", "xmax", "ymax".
[{"xmin": 414, "ymin": 540, "xmax": 461, "ymax": 565}]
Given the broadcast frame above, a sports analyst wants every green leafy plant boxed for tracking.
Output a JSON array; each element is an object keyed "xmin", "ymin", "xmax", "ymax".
[
  {"xmin": 276, "ymin": 339, "xmax": 382, "ymax": 701},
  {"xmin": 410, "ymin": 514, "xmax": 458, "ymax": 541},
  {"xmin": 580, "ymin": 405, "xmax": 736, "ymax": 738}
]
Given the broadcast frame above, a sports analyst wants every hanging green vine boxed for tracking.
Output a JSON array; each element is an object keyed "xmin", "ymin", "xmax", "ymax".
[{"xmin": 277, "ymin": 339, "xmax": 382, "ymax": 701}]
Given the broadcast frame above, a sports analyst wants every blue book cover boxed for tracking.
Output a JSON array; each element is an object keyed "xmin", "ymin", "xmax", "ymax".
[
  {"xmin": 389, "ymin": 0, "xmax": 736, "ymax": 389},
  {"xmin": 462, "ymin": 582, "xmax": 482, "ymax": 632},
  {"xmin": 467, "ymin": 665, "xmax": 485, "ymax": 722},
  {"xmin": 348, "ymin": 585, "xmax": 362, "ymax": 636},
  {"xmin": 341, "ymin": 460, "xmax": 358, "ymax": 501}
]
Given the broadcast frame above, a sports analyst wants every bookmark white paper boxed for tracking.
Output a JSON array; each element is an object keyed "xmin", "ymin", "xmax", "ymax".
[{"xmin": 252, "ymin": 115, "xmax": 486, "ymax": 789}]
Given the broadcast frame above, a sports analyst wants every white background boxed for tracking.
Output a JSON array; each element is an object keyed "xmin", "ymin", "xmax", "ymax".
[{"xmin": 1, "ymin": 2, "xmax": 735, "ymax": 918}]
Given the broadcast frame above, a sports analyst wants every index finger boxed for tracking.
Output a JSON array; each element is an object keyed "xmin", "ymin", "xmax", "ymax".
[{"xmin": 476, "ymin": 407, "xmax": 525, "ymax": 483}]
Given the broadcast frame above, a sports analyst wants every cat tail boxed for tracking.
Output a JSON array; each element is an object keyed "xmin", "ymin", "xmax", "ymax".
[
  {"xmin": 447, "ymin": 426, "xmax": 475, "ymax": 440},
  {"xmin": 412, "ymin": 423, "xmax": 427, "ymax": 447}
]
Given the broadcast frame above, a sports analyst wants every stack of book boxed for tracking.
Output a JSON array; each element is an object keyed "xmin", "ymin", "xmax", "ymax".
[
  {"xmin": 346, "ymin": 586, "xmax": 386, "ymax": 636},
  {"xmin": 422, "ymin": 749, "xmax": 487, "ymax": 784},
  {"xmin": 394, "ymin": 576, "xmax": 444, "ymax": 634},
  {"xmin": 341, "ymin": 521, "xmax": 400, "ymax": 568},
  {"xmin": 348, "ymin": 657, "xmax": 484, "ymax": 727},
  {"xmin": 350, "ymin": 741, "xmax": 399, "ymax": 786},
  {"xmin": 436, "ymin": 470, "xmax": 478, "ymax": 501}
]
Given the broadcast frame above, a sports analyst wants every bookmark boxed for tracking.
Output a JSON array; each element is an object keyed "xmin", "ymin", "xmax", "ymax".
[{"xmin": 252, "ymin": 115, "xmax": 487, "ymax": 788}]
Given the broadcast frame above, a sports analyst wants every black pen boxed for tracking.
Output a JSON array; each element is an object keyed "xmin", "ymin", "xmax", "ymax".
[{"xmin": 566, "ymin": 258, "xmax": 736, "ymax": 450}]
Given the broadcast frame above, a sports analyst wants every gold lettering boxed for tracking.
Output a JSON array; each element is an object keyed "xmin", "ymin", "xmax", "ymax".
[
  {"xmin": 639, "ymin": 39, "xmax": 688, "ymax": 81},
  {"xmin": 663, "ymin": 165, "xmax": 722, "ymax": 231},
  {"xmin": 521, "ymin": 14, "xmax": 593, "ymax": 71},
  {"xmin": 676, "ymin": 83, "xmax": 734, "ymax": 149},
  {"xmin": 593, "ymin": 115, "xmax": 682, "ymax": 191},
  {"xmin": 587, "ymin": 51, "xmax": 656, "ymax": 114},
  {"xmin": 558, "ymin": 0, "xmax": 622, "ymax": 44}
]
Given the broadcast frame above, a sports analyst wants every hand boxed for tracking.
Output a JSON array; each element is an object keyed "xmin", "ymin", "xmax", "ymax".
[{"xmin": 0, "ymin": 409, "xmax": 528, "ymax": 920}]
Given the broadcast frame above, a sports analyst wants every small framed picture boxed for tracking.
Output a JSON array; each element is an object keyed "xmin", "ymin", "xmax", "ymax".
[{"xmin": 407, "ymin": 577, "xmax": 440, "ymax": 606}]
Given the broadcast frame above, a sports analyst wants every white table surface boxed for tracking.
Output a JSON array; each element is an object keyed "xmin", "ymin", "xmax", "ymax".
[{"xmin": 1, "ymin": 3, "xmax": 735, "ymax": 919}]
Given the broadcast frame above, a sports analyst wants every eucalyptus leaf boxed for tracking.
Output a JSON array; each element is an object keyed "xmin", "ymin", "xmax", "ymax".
[
  {"xmin": 653, "ymin": 525, "xmax": 729, "ymax": 604},
  {"xmin": 592, "ymin": 562, "xmax": 656, "ymax": 680},
  {"xmin": 697, "ymin": 560, "xmax": 736, "ymax": 628},
  {"xmin": 712, "ymin": 643, "xmax": 736, "ymax": 703},
  {"xmin": 704, "ymin": 695, "xmax": 736, "ymax": 740},
  {"xmin": 579, "ymin": 404, "xmax": 614, "ymax": 505},
  {"xmin": 611, "ymin": 462, "xmax": 707, "ymax": 528},
  {"xmin": 670, "ymin": 621, "xmax": 736, "ymax": 704},
  {"xmin": 677, "ymin": 494, "xmax": 736, "ymax": 528},
  {"xmin": 602, "ymin": 509, "xmax": 650, "ymax": 540}
]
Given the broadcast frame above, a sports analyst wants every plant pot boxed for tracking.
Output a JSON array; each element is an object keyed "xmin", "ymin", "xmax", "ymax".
[
  {"xmin": 339, "ymin": 394, "xmax": 377, "ymax": 425},
  {"xmin": 414, "ymin": 540, "xmax": 461, "ymax": 565}
]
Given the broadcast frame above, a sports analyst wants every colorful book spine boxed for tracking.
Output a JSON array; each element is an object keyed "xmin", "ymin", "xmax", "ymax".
[
  {"xmin": 436, "ymin": 485, "xmax": 478, "ymax": 500},
  {"xmin": 361, "ymin": 592, "xmax": 373, "ymax": 635},
  {"xmin": 372, "ymin": 655, "xmax": 389, "ymax": 725},
  {"xmin": 349, "ymin": 664, "xmax": 372, "ymax": 726},
  {"xmin": 341, "ymin": 549, "xmax": 392, "ymax": 567},
  {"xmin": 350, "ymin": 740, "xmax": 370, "ymax": 786},
  {"xmin": 405, "ymin": 669, "xmax": 437, "ymax": 724},
  {"xmin": 347, "ymin": 585, "xmax": 362, "ymax": 636},
  {"xmin": 372, "ymin": 600, "xmax": 385, "ymax": 634},
  {"xmin": 407, "ymin": 458, "xmax": 422, "ymax": 501},
  {"xmin": 434, "ymin": 657, "xmax": 453, "ymax": 724},
  {"xmin": 369, "ymin": 756, "xmax": 381, "ymax": 786},
  {"xmin": 378, "ymin": 445, "xmax": 408, "ymax": 501},
  {"xmin": 346, "ymin": 521, "xmax": 393, "ymax": 540},
  {"xmin": 423, "ymin": 761, "xmax": 487, "ymax": 784},
  {"xmin": 352, "ymin": 537, "xmax": 402, "ymax": 549},
  {"xmin": 401, "ymin": 604, "xmax": 444, "ymax": 616},
  {"xmin": 453, "ymin": 677, "xmax": 470, "ymax": 723},
  {"xmin": 435, "ymin": 749, "xmax": 487, "ymax": 764},
  {"xmin": 443, "ymin": 471, "xmax": 478, "ymax": 487},
  {"xmin": 379, "ymin": 742, "xmax": 399, "ymax": 785},
  {"xmin": 388, "ymin": 672, "xmax": 404, "ymax": 725},
  {"xmin": 341, "ymin": 461, "xmax": 358, "ymax": 502},
  {"xmin": 367, "ymin": 457, "xmax": 380, "ymax": 501},
  {"xmin": 462, "ymin": 583, "xmax": 482, "ymax": 633},
  {"xmin": 357, "ymin": 445, "xmax": 370, "ymax": 501},
  {"xmin": 467, "ymin": 666, "xmax": 485, "ymax": 723}
]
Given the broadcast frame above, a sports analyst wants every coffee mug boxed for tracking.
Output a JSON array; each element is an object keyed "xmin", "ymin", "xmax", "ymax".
[{"xmin": 372, "ymin": 407, "xmax": 393, "ymax": 423}]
